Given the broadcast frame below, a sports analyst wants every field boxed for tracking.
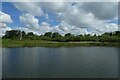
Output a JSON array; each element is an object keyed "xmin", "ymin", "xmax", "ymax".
[{"xmin": 2, "ymin": 39, "xmax": 120, "ymax": 48}]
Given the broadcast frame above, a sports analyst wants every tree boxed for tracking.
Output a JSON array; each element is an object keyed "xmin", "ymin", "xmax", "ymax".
[
  {"xmin": 93, "ymin": 34, "xmax": 96, "ymax": 37},
  {"xmin": 85, "ymin": 34, "xmax": 91, "ymax": 37},
  {"xmin": 27, "ymin": 32, "xmax": 34, "ymax": 36},
  {"xmin": 19, "ymin": 31, "xmax": 27, "ymax": 40},
  {"xmin": 5, "ymin": 30, "xmax": 20, "ymax": 39},
  {"xmin": 65, "ymin": 33, "xmax": 72, "ymax": 37},
  {"xmin": 113, "ymin": 31, "xmax": 120, "ymax": 36},
  {"xmin": 22, "ymin": 31, "xmax": 26, "ymax": 37},
  {"xmin": 52, "ymin": 32, "xmax": 61, "ymax": 38},
  {"xmin": 2, "ymin": 30, "xmax": 120, "ymax": 42},
  {"xmin": 44, "ymin": 32, "xmax": 52, "ymax": 38}
]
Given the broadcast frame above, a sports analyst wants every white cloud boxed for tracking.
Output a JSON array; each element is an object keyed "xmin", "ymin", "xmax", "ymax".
[
  {"xmin": 0, "ymin": 23, "xmax": 12, "ymax": 37},
  {"xmin": 0, "ymin": 11, "xmax": 13, "ymax": 23},
  {"xmin": 19, "ymin": 13, "xmax": 53, "ymax": 35},
  {"xmin": 13, "ymin": 2, "xmax": 44, "ymax": 16},
  {"xmin": 60, "ymin": 5, "xmax": 102, "ymax": 28},
  {"xmin": 81, "ymin": 2, "xmax": 118, "ymax": 20},
  {"xmin": 3, "ymin": 0, "xmax": 120, "ymax": 2},
  {"xmin": 0, "ymin": 11, "xmax": 13, "ymax": 36},
  {"xmin": 20, "ymin": 13, "xmax": 39, "ymax": 29},
  {"xmin": 41, "ymin": 22, "xmax": 50, "ymax": 26},
  {"xmin": 98, "ymin": 23, "xmax": 118, "ymax": 33},
  {"xmin": 57, "ymin": 21, "xmax": 89, "ymax": 35},
  {"xmin": 13, "ymin": 2, "xmax": 118, "ymax": 35},
  {"xmin": 41, "ymin": 2, "xmax": 69, "ymax": 13}
]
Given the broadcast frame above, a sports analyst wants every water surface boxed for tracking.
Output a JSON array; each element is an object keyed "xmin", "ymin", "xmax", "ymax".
[{"xmin": 2, "ymin": 47, "xmax": 118, "ymax": 78}]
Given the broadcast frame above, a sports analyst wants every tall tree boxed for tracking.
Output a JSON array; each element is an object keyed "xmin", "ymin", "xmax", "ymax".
[
  {"xmin": 5, "ymin": 30, "xmax": 20, "ymax": 39},
  {"xmin": 52, "ymin": 32, "xmax": 61, "ymax": 38},
  {"xmin": 44, "ymin": 32, "xmax": 52, "ymax": 37},
  {"xmin": 65, "ymin": 33, "xmax": 72, "ymax": 37},
  {"xmin": 27, "ymin": 32, "xmax": 34, "ymax": 36}
]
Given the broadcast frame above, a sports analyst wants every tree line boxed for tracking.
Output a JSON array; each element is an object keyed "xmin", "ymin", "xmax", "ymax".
[{"xmin": 2, "ymin": 30, "xmax": 120, "ymax": 42}]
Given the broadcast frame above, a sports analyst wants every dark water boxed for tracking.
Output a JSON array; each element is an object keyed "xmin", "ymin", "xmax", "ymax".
[{"xmin": 2, "ymin": 47, "xmax": 118, "ymax": 78}]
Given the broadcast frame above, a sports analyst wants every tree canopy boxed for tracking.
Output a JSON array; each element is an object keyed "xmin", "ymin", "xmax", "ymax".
[{"xmin": 2, "ymin": 30, "xmax": 120, "ymax": 42}]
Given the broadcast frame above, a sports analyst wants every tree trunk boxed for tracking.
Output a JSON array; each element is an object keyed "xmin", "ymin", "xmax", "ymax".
[{"xmin": 20, "ymin": 31, "xmax": 22, "ymax": 40}]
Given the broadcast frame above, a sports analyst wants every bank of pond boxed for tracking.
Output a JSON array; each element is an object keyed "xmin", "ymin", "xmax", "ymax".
[
  {"xmin": 2, "ymin": 39, "xmax": 120, "ymax": 48},
  {"xmin": 2, "ymin": 30, "xmax": 120, "ymax": 48}
]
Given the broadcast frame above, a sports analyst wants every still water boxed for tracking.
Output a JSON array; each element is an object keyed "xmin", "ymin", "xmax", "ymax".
[{"xmin": 2, "ymin": 47, "xmax": 118, "ymax": 78}]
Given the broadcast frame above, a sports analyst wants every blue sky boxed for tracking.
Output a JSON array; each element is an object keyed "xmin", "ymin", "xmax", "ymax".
[
  {"xmin": 37, "ymin": 11, "xmax": 60, "ymax": 26},
  {"xmin": 2, "ymin": 2, "xmax": 22, "ymax": 28},
  {"xmin": 2, "ymin": 2, "xmax": 60, "ymax": 28},
  {"xmin": 108, "ymin": 19, "xmax": 118, "ymax": 24}
]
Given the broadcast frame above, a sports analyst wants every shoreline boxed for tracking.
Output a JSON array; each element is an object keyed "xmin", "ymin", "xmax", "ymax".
[{"xmin": 2, "ymin": 39, "xmax": 120, "ymax": 48}]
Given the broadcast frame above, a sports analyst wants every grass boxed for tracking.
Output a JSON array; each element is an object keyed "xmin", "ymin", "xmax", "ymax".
[{"xmin": 2, "ymin": 39, "xmax": 120, "ymax": 48}]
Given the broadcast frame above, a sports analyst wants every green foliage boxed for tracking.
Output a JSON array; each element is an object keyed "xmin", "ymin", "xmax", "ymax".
[
  {"xmin": 44, "ymin": 32, "xmax": 52, "ymax": 38},
  {"xmin": 27, "ymin": 32, "xmax": 35, "ymax": 36},
  {"xmin": 65, "ymin": 33, "xmax": 72, "ymax": 37},
  {"xmin": 52, "ymin": 32, "xmax": 61, "ymax": 38},
  {"xmin": 4, "ymin": 30, "xmax": 21, "ymax": 39},
  {"xmin": 2, "ymin": 30, "xmax": 120, "ymax": 42}
]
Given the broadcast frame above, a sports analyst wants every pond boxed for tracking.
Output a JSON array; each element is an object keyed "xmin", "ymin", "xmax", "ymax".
[{"xmin": 2, "ymin": 47, "xmax": 119, "ymax": 78}]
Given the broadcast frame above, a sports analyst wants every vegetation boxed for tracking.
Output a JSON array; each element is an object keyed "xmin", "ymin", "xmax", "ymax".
[{"xmin": 2, "ymin": 30, "xmax": 120, "ymax": 47}]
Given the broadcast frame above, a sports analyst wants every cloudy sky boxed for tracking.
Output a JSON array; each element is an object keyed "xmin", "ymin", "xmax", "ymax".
[{"xmin": 0, "ymin": 2, "xmax": 119, "ymax": 36}]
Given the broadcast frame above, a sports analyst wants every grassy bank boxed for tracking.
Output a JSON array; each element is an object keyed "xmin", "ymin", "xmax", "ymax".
[{"xmin": 2, "ymin": 39, "xmax": 120, "ymax": 48}]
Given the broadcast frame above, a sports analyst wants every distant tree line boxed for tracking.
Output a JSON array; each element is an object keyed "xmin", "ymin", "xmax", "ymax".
[{"xmin": 2, "ymin": 30, "xmax": 120, "ymax": 42}]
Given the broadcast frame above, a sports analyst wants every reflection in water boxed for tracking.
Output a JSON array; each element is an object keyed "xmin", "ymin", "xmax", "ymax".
[
  {"xmin": 0, "ymin": 48, "xmax": 2, "ymax": 79},
  {"xmin": 2, "ymin": 47, "xmax": 118, "ymax": 78}
]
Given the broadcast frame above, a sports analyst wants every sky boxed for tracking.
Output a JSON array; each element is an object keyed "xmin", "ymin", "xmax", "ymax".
[{"xmin": 0, "ymin": 1, "xmax": 119, "ymax": 36}]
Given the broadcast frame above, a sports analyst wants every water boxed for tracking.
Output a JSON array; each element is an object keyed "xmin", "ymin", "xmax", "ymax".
[
  {"xmin": 2, "ymin": 47, "xmax": 118, "ymax": 78},
  {"xmin": 0, "ymin": 48, "xmax": 2, "ymax": 79}
]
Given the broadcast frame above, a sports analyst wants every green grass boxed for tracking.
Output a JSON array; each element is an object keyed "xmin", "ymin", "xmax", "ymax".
[{"xmin": 2, "ymin": 39, "xmax": 120, "ymax": 48}]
